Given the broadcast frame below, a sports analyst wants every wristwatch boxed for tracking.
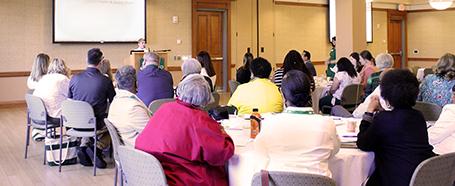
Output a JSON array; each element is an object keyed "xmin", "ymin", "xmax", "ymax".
[{"xmin": 364, "ymin": 112, "xmax": 374, "ymax": 117}]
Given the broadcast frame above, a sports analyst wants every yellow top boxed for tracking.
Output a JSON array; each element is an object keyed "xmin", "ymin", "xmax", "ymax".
[{"xmin": 228, "ymin": 78, "xmax": 283, "ymax": 115}]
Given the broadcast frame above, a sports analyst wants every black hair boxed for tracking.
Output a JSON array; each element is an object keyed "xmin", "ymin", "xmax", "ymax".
[
  {"xmin": 360, "ymin": 50, "xmax": 375, "ymax": 65},
  {"xmin": 196, "ymin": 51, "xmax": 216, "ymax": 77},
  {"xmin": 337, "ymin": 57, "xmax": 358, "ymax": 78},
  {"xmin": 453, "ymin": 84, "xmax": 455, "ymax": 92},
  {"xmin": 350, "ymin": 52, "xmax": 363, "ymax": 73},
  {"xmin": 243, "ymin": 52, "xmax": 254, "ymax": 70},
  {"xmin": 250, "ymin": 57, "xmax": 272, "ymax": 79},
  {"xmin": 331, "ymin": 36, "xmax": 336, "ymax": 47},
  {"xmin": 380, "ymin": 69, "xmax": 420, "ymax": 108},
  {"xmin": 303, "ymin": 50, "xmax": 311, "ymax": 60},
  {"xmin": 281, "ymin": 70, "xmax": 312, "ymax": 107},
  {"xmin": 236, "ymin": 66, "xmax": 251, "ymax": 84},
  {"xmin": 283, "ymin": 50, "xmax": 315, "ymax": 90},
  {"xmin": 87, "ymin": 48, "xmax": 103, "ymax": 65}
]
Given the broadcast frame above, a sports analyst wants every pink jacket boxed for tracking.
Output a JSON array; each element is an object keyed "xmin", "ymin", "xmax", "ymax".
[{"xmin": 135, "ymin": 100, "xmax": 234, "ymax": 186}]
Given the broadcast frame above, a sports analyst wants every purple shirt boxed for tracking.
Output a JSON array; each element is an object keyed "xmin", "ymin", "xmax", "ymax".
[{"xmin": 136, "ymin": 65, "xmax": 174, "ymax": 107}]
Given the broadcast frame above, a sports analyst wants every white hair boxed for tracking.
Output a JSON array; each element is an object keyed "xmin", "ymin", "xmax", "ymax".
[
  {"xmin": 376, "ymin": 53, "xmax": 394, "ymax": 70},
  {"xmin": 181, "ymin": 58, "xmax": 202, "ymax": 77},
  {"xmin": 177, "ymin": 74, "xmax": 212, "ymax": 107}
]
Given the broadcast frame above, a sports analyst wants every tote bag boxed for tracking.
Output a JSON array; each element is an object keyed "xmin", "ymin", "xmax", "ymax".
[{"xmin": 44, "ymin": 136, "xmax": 78, "ymax": 166}]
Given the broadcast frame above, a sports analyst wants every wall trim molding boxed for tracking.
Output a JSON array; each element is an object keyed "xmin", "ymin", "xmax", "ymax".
[
  {"xmin": 167, "ymin": 66, "xmax": 181, "ymax": 71},
  {"xmin": 274, "ymin": 1, "xmax": 327, "ymax": 7},
  {"xmin": 407, "ymin": 7, "xmax": 455, "ymax": 13},
  {"xmin": 0, "ymin": 100, "xmax": 25, "ymax": 108},
  {"xmin": 276, "ymin": 60, "xmax": 324, "ymax": 68},
  {"xmin": 0, "ymin": 68, "xmax": 119, "ymax": 78},
  {"xmin": 408, "ymin": 57, "xmax": 439, "ymax": 62}
]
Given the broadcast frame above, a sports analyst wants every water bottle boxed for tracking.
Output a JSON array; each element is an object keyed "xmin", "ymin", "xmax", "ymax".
[{"xmin": 250, "ymin": 108, "xmax": 261, "ymax": 139}]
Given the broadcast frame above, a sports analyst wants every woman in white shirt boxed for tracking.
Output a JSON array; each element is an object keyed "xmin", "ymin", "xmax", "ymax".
[
  {"xmin": 197, "ymin": 51, "xmax": 217, "ymax": 90},
  {"xmin": 319, "ymin": 57, "xmax": 360, "ymax": 114},
  {"xmin": 27, "ymin": 53, "xmax": 50, "ymax": 90},
  {"xmin": 254, "ymin": 70, "xmax": 340, "ymax": 177},
  {"xmin": 33, "ymin": 58, "xmax": 70, "ymax": 121},
  {"xmin": 428, "ymin": 85, "xmax": 455, "ymax": 154}
]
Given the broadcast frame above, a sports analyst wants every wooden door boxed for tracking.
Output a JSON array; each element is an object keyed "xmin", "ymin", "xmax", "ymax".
[
  {"xmin": 194, "ymin": 11, "xmax": 224, "ymax": 88},
  {"xmin": 387, "ymin": 10, "xmax": 407, "ymax": 69}
]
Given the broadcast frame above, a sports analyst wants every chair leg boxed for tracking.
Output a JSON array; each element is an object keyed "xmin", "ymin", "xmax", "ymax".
[
  {"xmin": 24, "ymin": 124, "xmax": 30, "ymax": 159},
  {"xmin": 43, "ymin": 123, "xmax": 48, "ymax": 165},
  {"xmin": 58, "ymin": 124, "xmax": 63, "ymax": 172},
  {"xmin": 120, "ymin": 169, "xmax": 124, "ymax": 186},
  {"xmin": 93, "ymin": 134, "xmax": 97, "ymax": 176},
  {"xmin": 114, "ymin": 165, "xmax": 118, "ymax": 186}
]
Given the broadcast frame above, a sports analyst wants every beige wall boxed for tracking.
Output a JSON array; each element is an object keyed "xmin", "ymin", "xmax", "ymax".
[
  {"xmin": 366, "ymin": 10, "xmax": 388, "ymax": 56},
  {"xmin": 407, "ymin": 10, "xmax": 455, "ymax": 68},
  {"xmin": 0, "ymin": 0, "xmax": 191, "ymax": 102}
]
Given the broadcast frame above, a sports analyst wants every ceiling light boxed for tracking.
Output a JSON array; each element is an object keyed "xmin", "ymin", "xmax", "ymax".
[{"xmin": 429, "ymin": 0, "xmax": 453, "ymax": 10}]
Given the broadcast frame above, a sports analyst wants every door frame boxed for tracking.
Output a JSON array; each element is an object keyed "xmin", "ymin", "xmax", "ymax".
[
  {"xmin": 192, "ymin": 0, "xmax": 231, "ymax": 91},
  {"xmin": 387, "ymin": 10, "xmax": 407, "ymax": 68}
]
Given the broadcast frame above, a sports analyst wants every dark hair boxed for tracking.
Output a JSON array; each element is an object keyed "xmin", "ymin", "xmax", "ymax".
[
  {"xmin": 453, "ymin": 84, "xmax": 455, "ymax": 92},
  {"xmin": 236, "ymin": 67, "xmax": 251, "ymax": 84},
  {"xmin": 331, "ymin": 36, "xmax": 336, "ymax": 47},
  {"xmin": 380, "ymin": 69, "xmax": 419, "ymax": 108},
  {"xmin": 337, "ymin": 57, "xmax": 357, "ymax": 78},
  {"xmin": 250, "ymin": 57, "xmax": 272, "ymax": 79},
  {"xmin": 350, "ymin": 52, "xmax": 363, "ymax": 73},
  {"xmin": 283, "ymin": 50, "xmax": 315, "ymax": 86},
  {"xmin": 435, "ymin": 53, "xmax": 455, "ymax": 80},
  {"xmin": 243, "ymin": 52, "xmax": 254, "ymax": 69},
  {"xmin": 281, "ymin": 70, "xmax": 311, "ymax": 107},
  {"xmin": 196, "ymin": 51, "xmax": 216, "ymax": 77},
  {"xmin": 360, "ymin": 50, "xmax": 375, "ymax": 65},
  {"xmin": 87, "ymin": 48, "xmax": 103, "ymax": 65},
  {"xmin": 303, "ymin": 50, "xmax": 311, "ymax": 60}
]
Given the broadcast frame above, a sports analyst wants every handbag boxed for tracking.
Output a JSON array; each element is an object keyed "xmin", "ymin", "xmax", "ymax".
[{"xmin": 44, "ymin": 135, "xmax": 78, "ymax": 166}]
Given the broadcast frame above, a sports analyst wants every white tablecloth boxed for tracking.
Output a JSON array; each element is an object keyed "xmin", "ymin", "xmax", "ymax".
[{"xmin": 225, "ymin": 116, "xmax": 375, "ymax": 186}]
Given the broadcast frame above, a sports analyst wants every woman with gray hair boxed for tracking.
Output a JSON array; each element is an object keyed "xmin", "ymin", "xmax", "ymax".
[
  {"xmin": 181, "ymin": 58, "xmax": 214, "ymax": 92},
  {"xmin": 33, "ymin": 58, "xmax": 70, "ymax": 122},
  {"xmin": 107, "ymin": 65, "xmax": 150, "ymax": 147},
  {"xmin": 364, "ymin": 53, "xmax": 394, "ymax": 98},
  {"xmin": 135, "ymin": 74, "xmax": 234, "ymax": 185},
  {"xmin": 418, "ymin": 53, "xmax": 455, "ymax": 107}
]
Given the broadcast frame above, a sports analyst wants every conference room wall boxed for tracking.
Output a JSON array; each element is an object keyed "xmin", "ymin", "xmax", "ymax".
[{"xmin": 407, "ymin": 9, "xmax": 455, "ymax": 68}]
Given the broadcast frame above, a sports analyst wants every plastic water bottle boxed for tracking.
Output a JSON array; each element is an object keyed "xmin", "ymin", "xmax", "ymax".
[{"xmin": 250, "ymin": 108, "xmax": 261, "ymax": 139}]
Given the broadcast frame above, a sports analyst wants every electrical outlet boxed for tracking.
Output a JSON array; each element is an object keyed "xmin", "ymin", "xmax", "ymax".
[{"xmin": 413, "ymin": 49, "xmax": 419, "ymax": 54}]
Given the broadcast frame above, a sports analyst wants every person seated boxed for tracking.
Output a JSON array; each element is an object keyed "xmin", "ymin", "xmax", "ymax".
[
  {"xmin": 364, "ymin": 53, "xmax": 394, "ymax": 98},
  {"xmin": 137, "ymin": 52, "xmax": 174, "ymax": 107},
  {"xmin": 69, "ymin": 48, "xmax": 116, "ymax": 168},
  {"xmin": 349, "ymin": 52, "xmax": 363, "ymax": 73},
  {"xmin": 135, "ymin": 74, "xmax": 234, "ymax": 186},
  {"xmin": 302, "ymin": 50, "xmax": 317, "ymax": 77},
  {"xmin": 33, "ymin": 58, "xmax": 70, "ymax": 124},
  {"xmin": 428, "ymin": 84, "xmax": 455, "ymax": 154},
  {"xmin": 197, "ymin": 51, "xmax": 217, "ymax": 90},
  {"xmin": 181, "ymin": 58, "xmax": 214, "ymax": 92},
  {"xmin": 236, "ymin": 52, "xmax": 253, "ymax": 84},
  {"xmin": 108, "ymin": 66, "xmax": 150, "ymax": 147},
  {"xmin": 98, "ymin": 59, "xmax": 113, "ymax": 82},
  {"xmin": 357, "ymin": 69, "xmax": 436, "ymax": 186},
  {"xmin": 273, "ymin": 50, "xmax": 315, "ymax": 90},
  {"xmin": 359, "ymin": 50, "xmax": 378, "ymax": 89},
  {"xmin": 418, "ymin": 53, "xmax": 455, "ymax": 107},
  {"xmin": 228, "ymin": 57, "xmax": 283, "ymax": 114},
  {"xmin": 254, "ymin": 70, "xmax": 339, "ymax": 177},
  {"xmin": 319, "ymin": 57, "xmax": 360, "ymax": 114}
]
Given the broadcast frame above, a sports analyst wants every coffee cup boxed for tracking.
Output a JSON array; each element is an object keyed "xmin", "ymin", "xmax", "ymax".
[{"xmin": 346, "ymin": 119, "xmax": 357, "ymax": 133}]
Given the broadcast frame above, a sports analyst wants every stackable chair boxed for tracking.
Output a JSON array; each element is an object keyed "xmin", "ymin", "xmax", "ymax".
[
  {"xmin": 105, "ymin": 119, "xmax": 125, "ymax": 186},
  {"xmin": 251, "ymin": 170, "xmax": 336, "ymax": 186}
]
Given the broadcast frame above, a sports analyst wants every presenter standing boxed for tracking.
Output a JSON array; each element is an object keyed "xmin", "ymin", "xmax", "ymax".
[{"xmin": 134, "ymin": 38, "xmax": 148, "ymax": 52}]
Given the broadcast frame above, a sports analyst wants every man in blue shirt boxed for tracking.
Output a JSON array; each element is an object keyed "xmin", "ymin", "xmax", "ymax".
[
  {"xmin": 68, "ymin": 48, "xmax": 115, "ymax": 168},
  {"xmin": 137, "ymin": 52, "xmax": 174, "ymax": 107}
]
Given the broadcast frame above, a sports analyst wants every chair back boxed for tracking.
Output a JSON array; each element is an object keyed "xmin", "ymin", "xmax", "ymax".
[
  {"xmin": 205, "ymin": 91, "xmax": 220, "ymax": 111},
  {"xmin": 251, "ymin": 171, "xmax": 336, "ymax": 186},
  {"xmin": 118, "ymin": 146, "xmax": 168, "ymax": 186},
  {"xmin": 229, "ymin": 80, "xmax": 240, "ymax": 96},
  {"xmin": 61, "ymin": 99, "xmax": 96, "ymax": 129},
  {"xmin": 25, "ymin": 94, "xmax": 47, "ymax": 124},
  {"xmin": 104, "ymin": 119, "xmax": 124, "ymax": 164},
  {"xmin": 148, "ymin": 98, "xmax": 175, "ymax": 114},
  {"xmin": 413, "ymin": 101, "xmax": 442, "ymax": 121},
  {"xmin": 340, "ymin": 84, "xmax": 364, "ymax": 111},
  {"xmin": 409, "ymin": 152, "xmax": 455, "ymax": 186}
]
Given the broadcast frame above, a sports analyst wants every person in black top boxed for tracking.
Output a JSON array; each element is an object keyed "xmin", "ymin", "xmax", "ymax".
[
  {"xmin": 356, "ymin": 69, "xmax": 436, "ymax": 186},
  {"xmin": 236, "ymin": 52, "xmax": 253, "ymax": 84},
  {"xmin": 68, "ymin": 48, "xmax": 116, "ymax": 168}
]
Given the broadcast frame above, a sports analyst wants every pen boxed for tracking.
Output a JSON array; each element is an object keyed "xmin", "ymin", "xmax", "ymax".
[{"xmin": 342, "ymin": 135, "xmax": 357, "ymax": 138}]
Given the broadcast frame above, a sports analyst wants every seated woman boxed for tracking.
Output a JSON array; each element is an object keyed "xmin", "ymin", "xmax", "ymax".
[
  {"xmin": 181, "ymin": 58, "xmax": 214, "ymax": 92},
  {"xmin": 418, "ymin": 53, "xmax": 455, "ymax": 107},
  {"xmin": 349, "ymin": 52, "xmax": 363, "ymax": 73},
  {"xmin": 273, "ymin": 50, "xmax": 315, "ymax": 91},
  {"xmin": 197, "ymin": 51, "xmax": 217, "ymax": 90},
  {"xmin": 319, "ymin": 57, "xmax": 359, "ymax": 114},
  {"xmin": 359, "ymin": 50, "xmax": 378, "ymax": 89},
  {"xmin": 135, "ymin": 74, "xmax": 234, "ymax": 186},
  {"xmin": 33, "ymin": 58, "xmax": 70, "ymax": 124},
  {"xmin": 357, "ymin": 69, "xmax": 436, "ymax": 186},
  {"xmin": 428, "ymin": 84, "xmax": 455, "ymax": 154},
  {"xmin": 364, "ymin": 53, "xmax": 394, "ymax": 98},
  {"xmin": 236, "ymin": 52, "xmax": 253, "ymax": 84},
  {"xmin": 254, "ymin": 70, "xmax": 340, "ymax": 177},
  {"xmin": 107, "ymin": 66, "xmax": 150, "ymax": 147}
]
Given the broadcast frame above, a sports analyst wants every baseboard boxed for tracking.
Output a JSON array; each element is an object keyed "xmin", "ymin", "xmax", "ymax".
[{"xmin": 0, "ymin": 100, "xmax": 26, "ymax": 108}]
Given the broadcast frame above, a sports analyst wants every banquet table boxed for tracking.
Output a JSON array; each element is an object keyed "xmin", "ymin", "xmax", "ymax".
[
  {"xmin": 224, "ymin": 115, "xmax": 375, "ymax": 186},
  {"xmin": 312, "ymin": 77, "xmax": 332, "ymax": 113}
]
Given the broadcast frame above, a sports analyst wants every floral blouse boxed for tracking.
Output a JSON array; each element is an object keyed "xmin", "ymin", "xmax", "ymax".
[{"xmin": 418, "ymin": 74, "xmax": 455, "ymax": 107}]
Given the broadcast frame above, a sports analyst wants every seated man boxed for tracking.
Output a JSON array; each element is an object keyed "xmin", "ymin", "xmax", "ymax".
[
  {"xmin": 137, "ymin": 52, "xmax": 174, "ymax": 107},
  {"xmin": 428, "ymin": 84, "xmax": 455, "ymax": 154},
  {"xmin": 228, "ymin": 57, "xmax": 283, "ymax": 114},
  {"xmin": 108, "ymin": 65, "xmax": 151, "ymax": 147},
  {"xmin": 68, "ymin": 48, "xmax": 115, "ymax": 168}
]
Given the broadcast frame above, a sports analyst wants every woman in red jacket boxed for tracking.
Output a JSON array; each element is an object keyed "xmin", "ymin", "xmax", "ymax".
[{"xmin": 135, "ymin": 74, "xmax": 234, "ymax": 186}]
